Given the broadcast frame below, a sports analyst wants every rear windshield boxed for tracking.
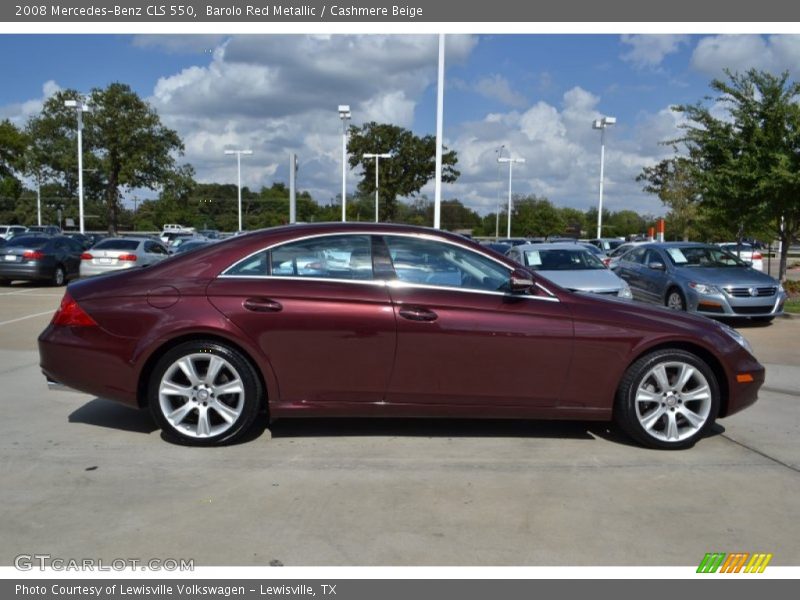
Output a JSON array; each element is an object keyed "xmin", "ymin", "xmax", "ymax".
[
  {"xmin": 93, "ymin": 239, "xmax": 140, "ymax": 251},
  {"xmin": 6, "ymin": 236, "xmax": 49, "ymax": 248}
]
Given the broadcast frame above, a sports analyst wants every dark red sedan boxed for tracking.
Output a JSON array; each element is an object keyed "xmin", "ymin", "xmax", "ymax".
[{"xmin": 38, "ymin": 223, "xmax": 764, "ymax": 449}]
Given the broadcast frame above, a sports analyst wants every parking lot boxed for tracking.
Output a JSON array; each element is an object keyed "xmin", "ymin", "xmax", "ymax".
[{"xmin": 1, "ymin": 281, "xmax": 799, "ymax": 566}]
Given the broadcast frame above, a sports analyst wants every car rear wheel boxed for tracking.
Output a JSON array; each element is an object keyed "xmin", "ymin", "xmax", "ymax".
[
  {"xmin": 665, "ymin": 288, "xmax": 686, "ymax": 311},
  {"xmin": 615, "ymin": 349, "xmax": 719, "ymax": 450},
  {"xmin": 51, "ymin": 265, "xmax": 66, "ymax": 287},
  {"xmin": 148, "ymin": 341, "xmax": 262, "ymax": 446}
]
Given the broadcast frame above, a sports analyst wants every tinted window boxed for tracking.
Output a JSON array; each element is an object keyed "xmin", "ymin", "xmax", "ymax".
[
  {"xmin": 224, "ymin": 235, "xmax": 374, "ymax": 280},
  {"xmin": 270, "ymin": 235, "xmax": 373, "ymax": 280},
  {"xmin": 94, "ymin": 239, "xmax": 141, "ymax": 251},
  {"xmin": 6, "ymin": 236, "xmax": 49, "ymax": 248},
  {"xmin": 145, "ymin": 241, "xmax": 168, "ymax": 254},
  {"xmin": 623, "ymin": 247, "xmax": 647, "ymax": 264},
  {"xmin": 383, "ymin": 236, "xmax": 510, "ymax": 292}
]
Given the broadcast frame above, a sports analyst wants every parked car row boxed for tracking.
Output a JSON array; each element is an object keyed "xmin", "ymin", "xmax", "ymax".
[{"xmin": 499, "ymin": 238, "xmax": 786, "ymax": 322}]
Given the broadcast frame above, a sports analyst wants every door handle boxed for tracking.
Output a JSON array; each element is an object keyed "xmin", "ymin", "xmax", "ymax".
[
  {"xmin": 398, "ymin": 306, "xmax": 438, "ymax": 322},
  {"xmin": 243, "ymin": 297, "xmax": 283, "ymax": 313}
]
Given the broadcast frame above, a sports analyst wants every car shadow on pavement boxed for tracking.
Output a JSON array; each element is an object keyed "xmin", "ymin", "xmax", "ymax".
[
  {"xmin": 269, "ymin": 418, "xmax": 602, "ymax": 441},
  {"xmin": 68, "ymin": 398, "xmax": 158, "ymax": 434}
]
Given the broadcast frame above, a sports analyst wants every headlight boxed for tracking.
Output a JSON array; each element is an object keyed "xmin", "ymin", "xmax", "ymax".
[
  {"xmin": 689, "ymin": 282, "xmax": 720, "ymax": 295},
  {"xmin": 715, "ymin": 321, "xmax": 754, "ymax": 355},
  {"xmin": 618, "ymin": 284, "xmax": 633, "ymax": 299}
]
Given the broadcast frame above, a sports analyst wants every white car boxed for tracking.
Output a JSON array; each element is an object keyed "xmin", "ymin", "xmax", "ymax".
[
  {"xmin": 718, "ymin": 243, "xmax": 764, "ymax": 272},
  {"xmin": 80, "ymin": 237, "xmax": 170, "ymax": 277},
  {"xmin": 0, "ymin": 225, "xmax": 28, "ymax": 240},
  {"xmin": 507, "ymin": 242, "xmax": 633, "ymax": 299}
]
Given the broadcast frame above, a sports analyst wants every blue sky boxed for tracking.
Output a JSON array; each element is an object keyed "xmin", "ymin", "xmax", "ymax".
[{"xmin": 2, "ymin": 34, "xmax": 798, "ymax": 215}]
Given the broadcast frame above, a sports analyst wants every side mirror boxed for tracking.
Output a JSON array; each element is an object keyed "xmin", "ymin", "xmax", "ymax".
[
  {"xmin": 510, "ymin": 268, "xmax": 534, "ymax": 293},
  {"xmin": 648, "ymin": 262, "xmax": 666, "ymax": 271}
]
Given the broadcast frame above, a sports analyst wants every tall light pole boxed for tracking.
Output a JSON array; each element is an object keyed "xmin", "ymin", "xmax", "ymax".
[
  {"xmin": 224, "ymin": 149, "xmax": 253, "ymax": 232},
  {"xmin": 592, "ymin": 116, "xmax": 616, "ymax": 239},
  {"xmin": 64, "ymin": 98, "xmax": 90, "ymax": 233},
  {"xmin": 363, "ymin": 153, "xmax": 393, "ymax": 223},
  {"xmin": 497, "ymin": 156, "xmax": 525, "ymax": 239},
  {"xmin": 338, "ymin": 105, "xmax": 351, "ymax": 222},
  {"xmin": 494, "ymin": 145, "xmax": 506, "ymax": 240},
  {"xmin": 433, "ymin": 33, "xmax": 445, "ymax": 230}
]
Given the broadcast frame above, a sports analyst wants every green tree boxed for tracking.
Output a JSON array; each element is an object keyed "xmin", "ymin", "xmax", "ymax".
[
  {"xmin": 0, "ymin": 119, "xmax": 26, "ymax": 179},
  {"xmin": 512, "ymin": 196, "xmax": 565, "ymax": 237},
  {"xmin": 637, "ymin": 157, "xmax": 700, "ymax": 241},
  {"xmin": 347, "ymin": 122, "xmax": 459, "ymax": 221},
  {"xmin": 27, "ymin": 84, "xmax": 186, "ymax": 233},
  {"xmin": 674, "ymin": 69, "xmax": 800, "ymax": 280}
]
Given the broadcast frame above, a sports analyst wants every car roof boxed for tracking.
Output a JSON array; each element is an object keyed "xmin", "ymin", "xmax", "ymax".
[{"xmin": 512, "ymin": 242, "xmax": 593, "ymax": 251}]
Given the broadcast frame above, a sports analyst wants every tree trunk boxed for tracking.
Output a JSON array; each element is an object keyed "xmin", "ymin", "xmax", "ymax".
[{"xmin": 105, "ymin": 177, "xmax": 118, "ymax": 235}]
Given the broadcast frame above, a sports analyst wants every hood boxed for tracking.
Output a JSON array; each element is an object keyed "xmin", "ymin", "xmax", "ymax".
[
  {"xmin": 673, "ymin": 265, "xmax": 778, "ymax": 287},
  {"xmin": 537, "ymin": 268, "xmax": 625, "ymax": 293}
]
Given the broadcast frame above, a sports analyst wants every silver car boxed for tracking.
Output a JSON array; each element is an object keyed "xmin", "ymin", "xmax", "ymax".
[
  {"xmin": 507, "ymin": 242, "xmax": 632, "ymax": 299},
  {"xmin": 80, "ymin": 237, "xmax": 169, "ymax": 277},
  {"xmin": 613, "ymin": 242, "xmax": 786, "ymax": 322}
]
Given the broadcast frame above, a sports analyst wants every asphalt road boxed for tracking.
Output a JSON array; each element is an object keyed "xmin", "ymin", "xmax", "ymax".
[{"xmin": 0, "ymin": 282, "xmax": 798, "ymax": 566}]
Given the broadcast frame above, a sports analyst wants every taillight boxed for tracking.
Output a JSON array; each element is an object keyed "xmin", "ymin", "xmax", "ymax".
[
  {"xmin": 118, "ymin": 254, "xmax": 137, "ymax": 262},
  {"xmin": 51, "ymin": 292, "xmax": 97, "ymax": 327},
  {"xmin": 752, "ymin": 252, "xmax": 763, "ymax": 260},
  {"xmin": 81, "ymin": 253, "xmax": 93, "ymax": 260},
  {"xmin": 23, "ymin": 250, "xmax": 44, "ymax": 260}
]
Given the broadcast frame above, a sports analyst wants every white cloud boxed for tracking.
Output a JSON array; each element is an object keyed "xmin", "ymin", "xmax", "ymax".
[
  {"xmin": 691, "ymin": 34, "xmax": 800, "ymax": 77},
  {"xmin": 446, "ymin": 87, "xmax": 679, "ymax": 216},
  {"xmin": 620, "ymin": 35, "xmax": 690, "ymax": 69},
  {"xmin": 144, "ymin": 34, "xmax": 477, "ymax": 202},
  {"xmin": 473, "ymin": 74, "xmax": 528, "ymax": 108},
  {"xmin": 0, "ymin": 80, "xmax": 61, "ymax": 125}
]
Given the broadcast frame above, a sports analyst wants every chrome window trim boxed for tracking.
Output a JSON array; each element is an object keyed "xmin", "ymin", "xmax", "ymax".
[{"xmin": 217, "ymin": 230, "xmax": 560, "ymax": 302}]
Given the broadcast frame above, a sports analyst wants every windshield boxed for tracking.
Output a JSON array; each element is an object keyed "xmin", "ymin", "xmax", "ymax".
[
  {"xmin": 525, "ymin": 249, "xmax": 606, "ymax": 270},
  {"xmin": 665, "ymin": 246, "xmax": 747, "ymax": 268}
]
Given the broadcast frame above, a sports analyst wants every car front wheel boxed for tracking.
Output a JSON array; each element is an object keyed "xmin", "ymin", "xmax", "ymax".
[
  {"xmin": 148, "ymin": 341, "xmax": 263, "ymax": 446},
  {"xmin": 665, "ymin": 288, "xmax": 686, "ymax": 311},
  {"xmin": 615, "ymin": 349, "xmax": 720, "ymax": 450}
]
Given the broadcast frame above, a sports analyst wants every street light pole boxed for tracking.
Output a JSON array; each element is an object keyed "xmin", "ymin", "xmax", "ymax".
[
  {"xmin": 433, "ymin": 33, "xmax": 445, "ymax": 230},
  {"xmin": 497, "ymin": 156, "xmax": 525, "ymax": 239},
  {"xmin": 363, "ymin": 153, "xmax": 392, "ymax": 223},
  {"xmin": 338, "ymin": 105, "xmax": 351, "ymax": 222},
  {"xmin": 592, "ymin": 116, "xmax": 616, "ymax": 239},
  {"xmin": 64, "ymin": 98, "xmax": 90, "ymax": 233},
  {"xmin": 224, "ymin": 149, "xmax": 253, "ymax": 232},
  {"xmin": 494, "ymin": 145, "xmax": 506, "ymax": 240}
]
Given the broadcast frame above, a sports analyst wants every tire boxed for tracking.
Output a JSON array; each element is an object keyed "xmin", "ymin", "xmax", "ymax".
[
  {"xmin": 148, "ymin": 341, "xmax": 263, "ymax": 446},
  {"xmin": 665, "ymin": 287, "xmax": 686, "ymax": 311},
  {"xmin": 51, "ymin": 265, "xmax": 66, "ymax": 287},
  {"xmin": 614, "ymin": 349, "xmax": 720, "ymax": 450}
]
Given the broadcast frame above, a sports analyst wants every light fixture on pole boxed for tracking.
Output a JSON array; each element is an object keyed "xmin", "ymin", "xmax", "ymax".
[
  {"xmin": 224, "ymin": 149, "xmax": 253, "ymax": 232},
  {"xmin": 338, "ymin": 105, "xmax": 351, "ymax": 222},
  {"xmin": 64, "ymin": 98, "xmax": 91, "ymax": 233},
  {"xmin": 497, "ymin": 156, "xmax": 525, "ymax": 239},
  {"xmin": 592, "ymin": 116, "xmax": 616, "ymax": 239},
  {"xmin": 363, "ymin": 153, "xmax": 392, "ymax": 223}
]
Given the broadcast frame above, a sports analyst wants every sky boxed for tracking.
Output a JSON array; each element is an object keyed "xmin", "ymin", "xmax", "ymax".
[{"xmin": 2, "ymin": 33, "xmax": 800, "ymax": 217}]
